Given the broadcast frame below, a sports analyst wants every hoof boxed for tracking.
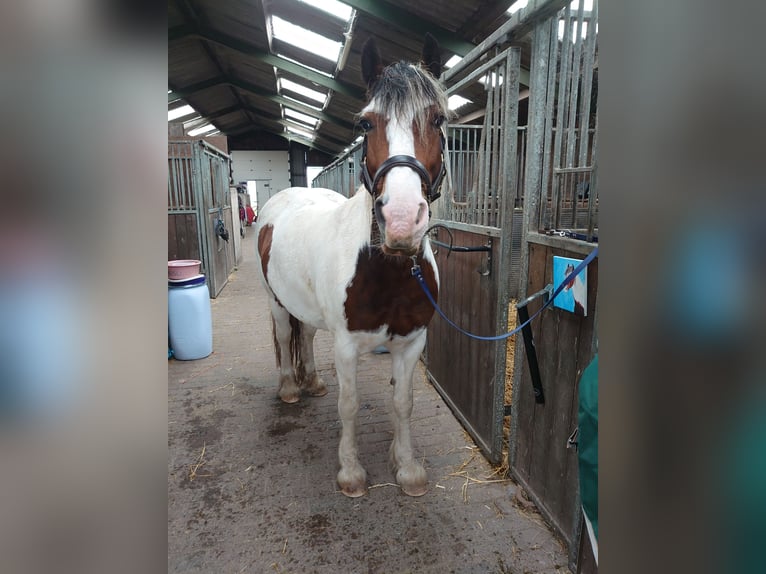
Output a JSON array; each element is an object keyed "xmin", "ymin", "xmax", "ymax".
[
  {"xmin": 279, "ymin": 392, "xmax": 300, "ymax": 404},
  {"xmin": 340, "ymin": 484, "xmax": 368, "ymax": 498},
  {"xmin": 305, "ymin": 383, "xmax": 328, "ymax": 397},
  {"xmin": 303, "ymin": 375, "xmax": 328, "ymax": 397},
  {"xmin": 278, "ymin": 375, "xmax": 300, "ymax": 403},
  {"xmin": 400, "ymin": 482, "xmax": 428, "ymax": 497},
  {"xmin": 396, "ymin": 465, "xmax": 428, "ymax": 497},
  {"xmin": 338, "ymin": 467, "xmax": 367, "ymax": 498}
]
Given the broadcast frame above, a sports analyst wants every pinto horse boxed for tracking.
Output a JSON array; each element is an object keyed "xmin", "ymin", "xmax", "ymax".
[{"xmin": 255, "ymin": 35, "xmax": 447, "ymax": 497}]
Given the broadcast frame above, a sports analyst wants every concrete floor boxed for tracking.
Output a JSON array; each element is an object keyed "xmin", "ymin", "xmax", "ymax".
[{"xmin": 168, "ymin": 229, "xmax": 570, "ymax": 574}]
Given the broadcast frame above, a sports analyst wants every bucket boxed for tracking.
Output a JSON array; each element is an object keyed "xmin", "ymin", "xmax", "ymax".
[
  {"xmin": 168, "ymin": 274, "xmax": 213, "ymax": 360},
  {"xmin": 168, "ymin": 259, "xmax": 202, "ymax": 280}
]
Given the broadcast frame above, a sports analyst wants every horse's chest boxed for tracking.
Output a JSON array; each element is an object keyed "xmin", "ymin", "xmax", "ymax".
[{"xmin": 344, "ymin": 248, "xmax": 437, "ymax": 336}]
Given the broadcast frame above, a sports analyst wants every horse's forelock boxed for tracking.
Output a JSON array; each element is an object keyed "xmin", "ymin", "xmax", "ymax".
[{"xmin": 367, "ymin": 62, "xmax": 449, "ymax": 138}]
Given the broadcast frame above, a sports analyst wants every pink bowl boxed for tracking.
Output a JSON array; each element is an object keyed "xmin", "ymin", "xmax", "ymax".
[{"xmin": 168, "ymin": 259, "xmax": 201, "ymax": 280}]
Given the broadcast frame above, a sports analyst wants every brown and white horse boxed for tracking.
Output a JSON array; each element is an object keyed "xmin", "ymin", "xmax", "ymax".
[{"xmin": 255, "ymin": 36, "xmax": 447, "ymax": 497}]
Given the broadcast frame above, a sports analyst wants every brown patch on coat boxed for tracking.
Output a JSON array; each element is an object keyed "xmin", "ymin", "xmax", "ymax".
[
  {"xmin": 413, "ymin": 105, "xmax": 445, "ymax": 184},
  {"xmin": 344, "ymin": 246, "xmax": 437, "ymax": 336},
  {"xmin": 257, "ymin": 223, "xmax": 274, "ymax": 282},
  {"xmin": 359, "ymin": 112, "xmax": 389, "ymax": 196}
]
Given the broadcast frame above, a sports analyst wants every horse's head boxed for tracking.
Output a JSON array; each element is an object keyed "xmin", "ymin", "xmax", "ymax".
[{"xmin": 358, "ymin": 34, "xmax": 448, "ymax": 257}]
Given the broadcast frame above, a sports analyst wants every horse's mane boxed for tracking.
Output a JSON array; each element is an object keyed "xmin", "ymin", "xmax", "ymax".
[{"xmin": 363, "ymin": 62, "xmax": 450, "ymax": 139}]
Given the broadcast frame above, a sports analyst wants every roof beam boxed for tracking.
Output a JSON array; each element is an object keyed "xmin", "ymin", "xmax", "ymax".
[
  {"xmin": 236, "ymin": 103, "xmax": 352, "ymax": 148},
  {"xmin": 339, "ymin": 0, "xmax": 475, "ymax": 56},
  {"xmin": 169, "ymin": 25, "xmax": 365, "ymax": 100},
  {"xmin": 169, "ymin": 76, "xmax": 357, "ymax": 131},
  {"xmin": 228, "ymin": 124, "xmax": 341, "ymax": 156}
]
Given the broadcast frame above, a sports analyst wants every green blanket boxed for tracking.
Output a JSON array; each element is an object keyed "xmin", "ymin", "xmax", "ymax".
[{"xmin": 578, "ymin": 354, "xmax": 598, "ymax": 540}]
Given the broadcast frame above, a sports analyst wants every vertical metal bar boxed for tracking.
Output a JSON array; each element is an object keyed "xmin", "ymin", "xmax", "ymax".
[
  {"xmin": 578, "ymin": 0, "xmax": 598, "ymax": 168},
  {"xmin": 565, "ymin": 1, "xmax": 586, "ymax": 170},
  {"xmin": 169, "ymin": 151, "xmax": 178, "ymax": 208},
  {"xmin": 587, "ymin": 116, "xmax": 599, "ymax": 238},
  {"xmin": 540, "ymin": 17, "xmax": 559, "ymax": 230},
  {"xmin": 517, "ymin": 127, "xmax": 526, "ymax": 206},
  {"xmin": 496, "ymin": 61, "xmax": 505, "ymax": 226},
  {"xmin": 482, "ymin": 71, "xmax": 495, "ymax": 226},
  {"xmin": 487, "ymin": 66, "xmax": 497, "ymax": 226},
  {"xmin": 551, "ymin": 5, "xmax": 573, "ymax": 230},
  {"xmin": 511, "ymin": 14, "xmax": 552, "ymax": 469},
  {"xmin": 494, "ymin": 47, "xmax": 520, "ymax": 462},
  {"xmin": 189, "ymin": 144, "xmax": 208, "ymax": 294}
]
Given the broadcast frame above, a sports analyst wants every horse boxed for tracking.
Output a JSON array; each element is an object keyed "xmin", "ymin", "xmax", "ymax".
[{"xmin": 254, "ymin": 35, "xmax": 448, "ymax": 498}]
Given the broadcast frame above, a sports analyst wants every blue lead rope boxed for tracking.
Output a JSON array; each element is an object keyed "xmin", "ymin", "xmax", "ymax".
[{"xmin": 412, "ymin": 246, "xmax": 599, "ymax": 341}]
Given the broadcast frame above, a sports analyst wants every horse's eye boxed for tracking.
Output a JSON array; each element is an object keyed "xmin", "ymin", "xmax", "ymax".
[
  {"xmin": 434, "ymin": 114, "xmax": 445, "ymax": 128},
  {"xmin": 358, "ymin": 118, "xmax": 373, "ymax": 132}
]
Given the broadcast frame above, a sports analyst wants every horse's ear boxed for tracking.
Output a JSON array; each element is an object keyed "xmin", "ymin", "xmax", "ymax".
[
  {"xmin": 422, "ymin": 33, "xmax": 442, "ymax": 80},
  {"xmin": 361, "ymin": 38, "xmax": 383, "ymax": 89}
]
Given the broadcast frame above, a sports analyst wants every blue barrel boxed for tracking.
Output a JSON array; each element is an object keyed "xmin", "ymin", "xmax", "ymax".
[{"xmin": 168, "ymin": 274, "xmax": 213, "ymax": 360}]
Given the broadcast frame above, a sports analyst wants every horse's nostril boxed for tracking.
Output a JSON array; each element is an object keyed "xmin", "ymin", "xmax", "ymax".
[
  {"xmin": 415, "ymin": 202, "xmax": 428, "ymax": 225},
  {"xmin": 374, "ymin": 198, "xmax": 385, "ymax": 222}
]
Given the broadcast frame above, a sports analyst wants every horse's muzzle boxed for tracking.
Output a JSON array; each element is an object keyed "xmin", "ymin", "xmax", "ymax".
[{"xmin": 381, "ymin": 244, "xmax": 418, "ymax": 257}]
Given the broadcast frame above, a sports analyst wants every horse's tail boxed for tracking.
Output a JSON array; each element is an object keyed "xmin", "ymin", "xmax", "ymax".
[{"xmin": 272, "ymin": 313, "xmax": 306, "ymax": 383}]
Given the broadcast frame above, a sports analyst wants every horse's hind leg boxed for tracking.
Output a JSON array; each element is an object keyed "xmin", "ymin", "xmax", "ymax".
[
  {"xmin": 269, "ymin": 300, "xmax": 301, "ymax": 404},
  {"xmin": 297, "ymin": 324, "xmax": 327, "ymax": 397},
  {"xmin": 389, "ymin": 332, "xmax": 428, "ymax": 496}
]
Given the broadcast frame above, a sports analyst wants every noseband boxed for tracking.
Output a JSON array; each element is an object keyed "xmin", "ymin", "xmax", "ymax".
[{"xmin": 360, "ymin": 131, "xmax": 446, "ymax": 204}]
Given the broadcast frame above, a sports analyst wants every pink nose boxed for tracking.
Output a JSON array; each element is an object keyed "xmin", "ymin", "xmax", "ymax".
[{"xmin": 380, "ymin": 199, "xmax": 428, "ymax": 246}]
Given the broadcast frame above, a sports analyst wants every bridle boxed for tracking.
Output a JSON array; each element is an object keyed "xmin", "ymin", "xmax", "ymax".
[{"xmin": 359, "ymin": 130, "xmax": 446, "ymax": 204}]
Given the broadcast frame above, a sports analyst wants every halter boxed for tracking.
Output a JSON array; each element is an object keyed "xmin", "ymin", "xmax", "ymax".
[{"xmin": 359, "ymin": 131, "xmax": 446, "ymax": 204}]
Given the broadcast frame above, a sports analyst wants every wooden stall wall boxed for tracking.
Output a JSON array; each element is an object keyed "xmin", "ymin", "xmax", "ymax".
[
  {"xmin": 425, "ymin": 227, "xmax": 504, "ymax": 461},
  {"xmin": 168, "ymin": 214, "xmax": 200, "ymax": 261},
  {"xmin": 510, "ymin": 240, "xmax": 597, "ymax": 555},
  {"xmin": 168, "ymin": 139, "xmax": 234, "ymax": 298}
]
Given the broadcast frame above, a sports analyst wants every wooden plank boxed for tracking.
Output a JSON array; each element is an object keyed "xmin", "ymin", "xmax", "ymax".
[
  {"xmin": 514, "ymin": 242, "xmax": 548, "ymax": 476},
  {"xmin": 513, "ymin": 243, "xmax": 598, "ymax": 549},
  {"xmin": 527, "ymin": 232, "xmax": 597, "ymax": 256},
  {"xmin": 426, "ymin": 227, "xmax": 503, "ymax": 458},
  {"xmin": 168, "ymin": 215, "xmax": 178, "ymax": 260},
  {"xmin": 527, "ymin": 246, "xmax": 558, "ymax": 498},
  {"xmin": 562, "ymin": 256, "xmax": 598, "ymax": 557},
  {"xmin": 542, "ymin": 247, "xmax": 582, "ymax": 535},
  {"xmin": 187, "ymin": 214, "xmax": 201, "ymax": 260}
]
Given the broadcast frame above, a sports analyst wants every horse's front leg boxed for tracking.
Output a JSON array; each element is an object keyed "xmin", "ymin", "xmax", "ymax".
[
  {"xmin": 389, "ymin": 331, "xmax": 428, "ymax": 496},
  {"xmin": 334, "ymin": 337, "xmax": 367, "ymax": 497}
]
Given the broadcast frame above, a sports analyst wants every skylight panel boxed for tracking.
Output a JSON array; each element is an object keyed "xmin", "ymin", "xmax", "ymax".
[
  {"xmin": 284, "ymin": 108, "xmax": 319, "ymax": 127},
  {"xmin": 271, "ymin": 16, "xmax": 342, "ymax": 62},
  {"xmin": 188, "ymin": 124, "xmax": 217, "ymax": 137},
  {"xmin": 448, "ymin": 95, "xmax": 472, "ymax": 111},
  {"xmin": 444, "ymin": 55, "xmax": 461, "ymax": 69},
  {"xmin": 168, "ymin": 104, "xmax": 196, "ymax": 121},
  {"xmin": 286, "ymin": 124, "xmax": 315, "ymax": 140},
  {"xmin": 282, "ymin": 95, "xmax": 324, "ymax": 112},
  {"xmin": 279, "ymin": 78, "xmax": 327, "ymax": 105},
  {"xmin": 295, "ymin": 0, "xmax": 353, "ymax": 21},
  {"xmin": 507, "ymin": 0, "xmax": 528, "ymax": 15}
]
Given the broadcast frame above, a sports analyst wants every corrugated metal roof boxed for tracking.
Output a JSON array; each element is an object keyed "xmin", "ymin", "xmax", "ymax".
[{"xmin": 168, "ymin": 0, "xmax": 531, "ymax": 159}]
